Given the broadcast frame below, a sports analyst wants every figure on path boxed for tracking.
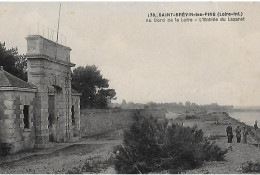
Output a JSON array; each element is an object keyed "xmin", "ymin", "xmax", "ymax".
[
  {"xmin": 254, "ymin": 120, "xmax": 258, "ymax": 130},
  {"xmin": 226, "ymin": 123, "xmax": 233, "ymax": 143},
  {"xmin": 235, "ymin": 125, "xmax": 241, "ymax": 143},
  {"xmin": 242, "ymin": 126, "xmax": 248, "ymax": 143}
]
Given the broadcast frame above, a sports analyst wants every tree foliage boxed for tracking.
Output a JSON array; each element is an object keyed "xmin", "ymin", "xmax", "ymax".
[
  {"xmin": 71, "ymin": 65, "xmax": 116, "ymax": 109},
  {"xmin": 0, "ymin": 42, "xmax": 27, "ymax": 81},
  {"xmin": 114, "ymin": 113, "xmax": 227, "ymax": 174}
]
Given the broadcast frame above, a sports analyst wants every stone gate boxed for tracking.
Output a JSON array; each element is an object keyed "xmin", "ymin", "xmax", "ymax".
[{"xmin": 0, "ymin": 35, "xmax": 81, "ymax": 153}]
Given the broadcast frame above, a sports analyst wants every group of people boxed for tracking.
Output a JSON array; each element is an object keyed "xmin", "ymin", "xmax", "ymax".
[{"xmin": 226, "ymin": 123, "xmax": 249, "ymax": 143}]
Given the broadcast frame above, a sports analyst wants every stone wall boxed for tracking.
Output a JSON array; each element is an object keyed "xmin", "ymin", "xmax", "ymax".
[
  {"xmin": 0, "ymin": 91, "xmax": 36, "ymax": 153},
  {"xmin": 80, "ymin": 109, "xmax": 166, "ymax": 137}
]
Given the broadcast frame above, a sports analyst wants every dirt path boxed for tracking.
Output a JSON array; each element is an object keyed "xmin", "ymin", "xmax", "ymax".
[
  {"xmin": 172, "ymin": 112, "xmax": 260, "ymax": 174},
  {"xmin": 0, "ymin": 129, "xmax": 123, "ymax": 174}
]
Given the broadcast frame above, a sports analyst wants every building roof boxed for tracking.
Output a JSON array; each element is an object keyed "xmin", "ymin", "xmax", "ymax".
[{"xmin": 0, "ymin": 66, "xmax": 36, "ymax": 89}]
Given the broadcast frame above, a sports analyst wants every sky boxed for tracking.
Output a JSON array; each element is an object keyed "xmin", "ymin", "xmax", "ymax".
[{"xmin": 0, "ymin": 2, "xmax": 260, "ymax": 106}]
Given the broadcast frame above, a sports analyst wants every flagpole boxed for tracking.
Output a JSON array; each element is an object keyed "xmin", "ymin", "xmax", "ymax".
[{"xmin": 56, "ymin": 3, "xmax": 61, "ymax": 43}]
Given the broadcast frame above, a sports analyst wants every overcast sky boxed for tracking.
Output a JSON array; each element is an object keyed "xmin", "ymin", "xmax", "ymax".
[{"xmin": 0, "ymin": 2, "xmax": 260, "ymax": 106}]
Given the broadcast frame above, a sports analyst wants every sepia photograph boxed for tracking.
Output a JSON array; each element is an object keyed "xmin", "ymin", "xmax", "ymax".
[{"xmin": 0, "ymin": 1, "xmax": 260, "ymax": 174}]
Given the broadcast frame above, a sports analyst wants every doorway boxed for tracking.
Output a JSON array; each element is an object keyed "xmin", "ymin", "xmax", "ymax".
[{"xmin": 48, "ymin": 95, "xmax": 55, "ymax": 142}]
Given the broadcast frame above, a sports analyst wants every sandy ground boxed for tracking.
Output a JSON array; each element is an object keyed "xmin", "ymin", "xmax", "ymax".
[
  {"xmin": 0, "ymin": 129, "xmax": 123, "ymax": 174},
  {"xmin": 1, "ymin": 112, "xmax": 260, "ymax": 174}
]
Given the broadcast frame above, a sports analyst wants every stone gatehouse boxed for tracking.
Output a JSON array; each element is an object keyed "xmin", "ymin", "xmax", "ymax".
[{"xmin": 0, "ymin": 35, "xmax": 81, "ymax": 154}]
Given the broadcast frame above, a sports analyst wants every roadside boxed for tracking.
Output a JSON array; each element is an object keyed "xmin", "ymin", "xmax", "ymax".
[{"xmin": 0, "ymin": 129, "xmax": 123, "ymax": 174}]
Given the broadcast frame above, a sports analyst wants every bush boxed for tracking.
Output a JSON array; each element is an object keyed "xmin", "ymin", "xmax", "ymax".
[
  {"xmin": 202, "ymin": 141, "xmax": 227, "ymax": 161},
  {"xmin": 241, "ymin": 159, "xmax": 260, "ymax": 173},
  {"xmin": 185, "ymin": 115, "xmax": 200, "ymax": 119},
  {"xmin": 207, "ymin": 134, "xmax": 226, "ymax": 140},
  {"xmin": 114, "ymin": 114, "xmax": 168, "ymax": 174},
  {"xmin": 161, "ymin": 124, "xmax": 205, "ymax": 173},
  {"xmin": 114, "ymin": 113, "xmax": 227, "ymax": 174}
]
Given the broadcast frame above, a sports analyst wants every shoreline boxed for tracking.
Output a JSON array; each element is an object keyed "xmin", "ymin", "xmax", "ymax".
[
  {"xmin": 170, "ymin": 110, "xmax": 260, "ymax": 173},
  {"xmin": 174, "ymin": 110, "xmax": 260, "ymax": 142},
  {"xmin": 226, "ymin": 111, "xmax": 260, "ymax": 144}
]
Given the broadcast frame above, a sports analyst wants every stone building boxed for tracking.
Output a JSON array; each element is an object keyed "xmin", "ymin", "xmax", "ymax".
[{"xmin": 0, "ymin": 35, "xmax": 81, "ymax": 154}]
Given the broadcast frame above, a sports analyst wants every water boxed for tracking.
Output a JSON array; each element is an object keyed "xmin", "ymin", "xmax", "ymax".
[{"xmin": 229, "ymin": 111, "xmax": 260, "ymax": 126}]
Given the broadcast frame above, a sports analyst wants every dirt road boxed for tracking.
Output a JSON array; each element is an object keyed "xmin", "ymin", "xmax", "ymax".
[{"xmin": 0, "ymin": 129, "xmax": 123, "ymax": 174}]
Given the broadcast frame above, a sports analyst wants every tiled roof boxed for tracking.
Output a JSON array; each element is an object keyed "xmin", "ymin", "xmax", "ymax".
[{"xmin": 0, "ymin": 67, "xmax": 36, "ymax": 89}]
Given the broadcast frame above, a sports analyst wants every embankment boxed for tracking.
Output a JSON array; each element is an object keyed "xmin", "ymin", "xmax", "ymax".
[{"xmin": 174, "ymin": 111, "xmax": 260, "ymax": 173}]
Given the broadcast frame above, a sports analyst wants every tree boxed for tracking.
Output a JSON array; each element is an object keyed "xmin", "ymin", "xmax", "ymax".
[
  {"xmin": 114, "ymin": 114, "xmax": 227, "ymax": 174},
  {"xmin": 146, "ymin": 102, "xmax": 158, "ymax": 109},
  {"xmin": 121, "ymin": 99, "xmax": 127, "ymax": 109},
  {"xmin": 179, "ymin": 102, "xmax": 184, "ymax": 106},
  {"xmin": 71, "ymin": 65, "xmax": 116, "ymax": 109},
  {"xmin": 0, "ymin": 42, "xmax": 27, "ymax": 81},
  {"xmin": 185, "ymin": 101, "xmax": 191, "ymax": 106}
]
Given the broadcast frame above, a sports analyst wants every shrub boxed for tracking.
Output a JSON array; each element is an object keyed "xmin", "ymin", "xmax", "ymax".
[
  {"xmin": 185, "ymin": 115, "xmax": 200, "ymax": 119},
  {"xmin": 207, "ymin": 134, "xmax": 226, "ymax": 140},
  {"xmin": 114, "ymin": 114, "xmax": 168, "ymax": 173},
  {"xmin": 241, "ymin": 159, "xmax": 260, "ymax": 173},
  {"xmin": 114, "ymin": 113, "xmax": 227, "ymax": 174},
  {"xmin": 202, "ymin": 141, "xmax": 227, "ymax": 161},
  {"xmin": 160, "ymin": 124, "xmax": 205, "ymax": 173}
]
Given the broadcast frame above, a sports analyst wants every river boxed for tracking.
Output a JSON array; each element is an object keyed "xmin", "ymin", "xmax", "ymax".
[
  {"xmin": 166, "ymin": 110, "xmax": 260, "ymax": 127},
  {"xmin": 229, "ymin": 111, "xmax": 260, "ymax": 126}
]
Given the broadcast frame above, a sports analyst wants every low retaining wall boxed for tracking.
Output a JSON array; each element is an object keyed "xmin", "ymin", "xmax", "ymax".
[{"xmin": 80, "ymin": 109, "xmax": 166, "ymax": 137}]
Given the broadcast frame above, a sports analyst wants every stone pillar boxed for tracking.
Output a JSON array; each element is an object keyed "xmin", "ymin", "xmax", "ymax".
[
  {"xmin": 30, "ymin": 76, "xmax": 50, "ymax": 148},
  {"xmin": 26, "ymin": 35, "xmax": 75, "ymax": 146}
]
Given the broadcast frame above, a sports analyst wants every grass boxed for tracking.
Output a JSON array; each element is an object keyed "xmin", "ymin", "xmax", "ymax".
[{"xmin": 207, "ymin": 135, "xmax": 226, "ymax": 140}]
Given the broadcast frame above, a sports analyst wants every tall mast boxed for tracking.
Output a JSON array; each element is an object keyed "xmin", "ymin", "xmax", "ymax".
[
  {"xmin": 55, "ymin": 3, "xmax": 61, "ymax": 59},
  {"xmin": 56, "ymin": 3, "xmax": 61, "ymax": 43}
]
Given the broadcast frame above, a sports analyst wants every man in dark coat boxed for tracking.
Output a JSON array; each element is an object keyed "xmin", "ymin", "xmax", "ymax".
[
  {"xmin": 254, "ymin": 120, "xmax": 258, "ymax": 130},
  {"xmin": 226, "ymin": 123, "xmax": 233, "ymax": 143},
  {"xmin": 235, "ymin": 125, "xmax": 241, "ymax": 143}
]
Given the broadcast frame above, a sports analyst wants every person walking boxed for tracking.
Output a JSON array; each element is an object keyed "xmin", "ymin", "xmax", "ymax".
[
  {"xmin": 254, "ymin": 120, "xmax": 258, "ymax": 130},
  {"xmin": 226, "ymin": 123, "xmax": 233, "ymax": 143},
  {"xmin": 242, "ymin": 126, "xmax": 248, "ymax": 143},
  {"xmin": 235, "ymin": 125, "xmax": 241, "ymax": 143}
]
